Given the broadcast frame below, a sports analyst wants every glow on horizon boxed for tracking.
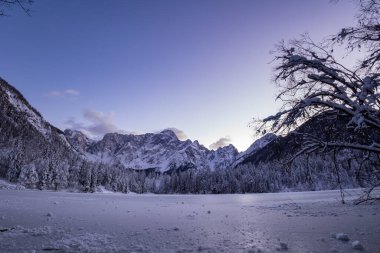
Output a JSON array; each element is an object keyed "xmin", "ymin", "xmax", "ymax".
[{"xmin": 0, "ymin": 0, "xmax": 359, "ymax": 151}]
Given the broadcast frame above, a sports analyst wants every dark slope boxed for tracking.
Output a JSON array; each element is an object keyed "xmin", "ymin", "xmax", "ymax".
[
  {"xmin": 238, "ymin": 112, "xmax": 380, "ymax": 166},
  {"xmin": 0, "ymin": 77, "xmax": 79, "ymax": 184}
]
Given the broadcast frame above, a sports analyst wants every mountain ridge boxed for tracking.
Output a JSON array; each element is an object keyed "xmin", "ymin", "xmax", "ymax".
[
  {"xmin": 1, "ymin": 77, "xmax": 273, "ymax": 175},
  {"xmin": 64, "ymin": 128, "xmax": 241, "ymax": 172},
  {"xmin": 1, "ymin": 76, "xmax": 375, "ymax": 194}
]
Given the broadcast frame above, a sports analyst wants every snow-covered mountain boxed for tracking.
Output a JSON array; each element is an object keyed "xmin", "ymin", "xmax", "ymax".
[
  {"xmin": 2, "ymin": 77, "xmax": 374, "ymax": 194},
  {"xmin": 64, "ymin": 129, "xmax": 94, "ymax": 154},
  {"xmin": 64, "ymin": 129, "xmax": 239, "ymax": 172},
  {"xmin": 0, "ymin": 77, "xmax": 80, "ymax": 184},
  {"xmin": 0, "ymin": 78, "xmax": 65, "ymax": 141},
  {"xmin": 232, "ymin": 133, "xmax": 276, "ymax": 166},
  {"xmin": 0, "ymin": 77, "xmax": 244, "ymax": 176},
  {"xmin": 235, "ymin": 111, "xmax": 380, "ymax": 167},
  {"xmin": 0, "ymin": 76, "xmax": 278, "ymax": 182}
]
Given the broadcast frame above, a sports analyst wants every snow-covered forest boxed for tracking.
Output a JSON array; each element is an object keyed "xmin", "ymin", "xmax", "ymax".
[{"xmin": 2, "ymin": 135, "xmax": 378, "ymax": 195}]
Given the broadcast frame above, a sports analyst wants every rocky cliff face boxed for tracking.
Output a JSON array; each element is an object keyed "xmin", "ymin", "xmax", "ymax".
[{"xmin": 64, "ymin": 129, "xmax": 239, "ymax": 172}]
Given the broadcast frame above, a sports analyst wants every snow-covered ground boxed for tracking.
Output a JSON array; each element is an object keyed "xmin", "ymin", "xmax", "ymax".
[{"xmin": 0, "ymin": 187, "xmax": 379, "ymax": 253}]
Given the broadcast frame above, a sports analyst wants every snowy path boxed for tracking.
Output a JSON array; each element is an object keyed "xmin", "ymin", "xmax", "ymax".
[{"xmin": 0, "ymin": 189, "xmax": 379, "ymax": 253}]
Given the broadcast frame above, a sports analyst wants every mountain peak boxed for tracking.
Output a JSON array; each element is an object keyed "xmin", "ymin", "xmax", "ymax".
[
  {"xmin": 0, "ymin": 77, "xmax": 42, "ymax": 118},
  {"xmin": 232, "ymin": 133, "xmax": 276, "ymax": 166},
  {"xmin": 0, "ymin": 77, "xmax": 265, "ymax": 174},
  {"xmin": 64, "ymin": 129, "xmax": 94, "ymax": 153},
  {"xmin": 160, "ymin": 129, "xmax": 179, "ymax": 140},
  {"xmin": 64, "ymin": 129, "xmax": 89, "ymax": 139}
]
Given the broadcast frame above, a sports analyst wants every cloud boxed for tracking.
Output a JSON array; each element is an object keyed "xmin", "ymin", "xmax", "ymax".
[
  {"xmin": 47, "ymin": 89, "xmax": 80, "ymax": 97},
  {"xmin": 65, "ymin": 109, "xmax": 125, "ymax": 138},
  {"xmin": 209, "ymin": 136, "xmax": 232, "ymax": 150},
  {"xmin": 164, "ymin": 127, "xmax": 188, "ymax": 141},
  {"xmin": 82, "ymin": 110, "xmax": 119, "ymax": 136}
]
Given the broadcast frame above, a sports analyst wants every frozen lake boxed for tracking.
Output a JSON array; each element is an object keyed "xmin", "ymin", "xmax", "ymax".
[{"xmin": 0, "ymin": 188, "xmax": 379, "ymax": 252}]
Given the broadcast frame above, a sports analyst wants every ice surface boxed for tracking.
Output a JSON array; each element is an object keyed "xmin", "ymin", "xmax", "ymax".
[{"xmin": 0, "ymin": 188, "xmax": 379, "ymax": 252}]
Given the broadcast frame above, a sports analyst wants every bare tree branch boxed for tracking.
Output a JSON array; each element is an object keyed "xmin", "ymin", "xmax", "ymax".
[
  {"xmin": 0, "ymin": 0, "xmax": 33, "ymax": 16},
  {"xmin": 254, "ymin": 3, "xmax": 380, "ymax": 155}
]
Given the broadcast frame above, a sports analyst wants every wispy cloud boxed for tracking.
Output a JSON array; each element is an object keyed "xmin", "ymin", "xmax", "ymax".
[
  {"xmin": 47, "ymin": 89, "xmax": 80, "ymax": 97},
  {"xmin": 164, "ymin": 127, "xmax": 188, "ymax": 141},
  {"xmin": 209, "ymin": 136, "xmax": 232, "ymax": 150},
  {"xmin": 65, "ymin": 109, "xmax": 127, "ymax": 138}
]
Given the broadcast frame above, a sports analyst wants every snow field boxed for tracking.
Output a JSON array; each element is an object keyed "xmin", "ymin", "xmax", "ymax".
[{"xmin": 0, "ymin": 188, "xmax": 379, "ymax": 252}]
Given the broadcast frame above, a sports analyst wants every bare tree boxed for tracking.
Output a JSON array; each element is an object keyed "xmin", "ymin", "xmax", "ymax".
[
  {"xmin": 334, "ymin": 0, "xmax": 380, "ymax": 72},
  {"xmin": 255, "ymin": 0, "xmax": 380, "ymax": 156},
  {"xmin": 0, "ymin": 0, "xmax": 33, "ymax": 16}
]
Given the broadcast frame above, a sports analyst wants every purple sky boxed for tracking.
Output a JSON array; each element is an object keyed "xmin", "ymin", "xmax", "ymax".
[{"xmin": 0, "ymin": 0, "xmax": 359, "ymax": 151}]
